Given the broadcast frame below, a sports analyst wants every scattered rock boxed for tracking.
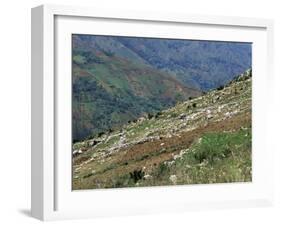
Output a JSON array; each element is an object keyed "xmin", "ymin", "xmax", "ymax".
[
  {"xmin": 179, "ymin": 113, "xmax": 186, "ymax": 120},
  {"xmin": 138, "ymin": 117, "xmax": 146, "ymax": 123},
  {"xmin": 169, "ymin": 175, "xmax": 177, "ymax": 184},
  {"xmin": 144, "ymin": 174, "xmax": 152, "ymax": 180},
  {"xmin": 89, "ymin": 140, "xmax": 100, "ymax": 146}
]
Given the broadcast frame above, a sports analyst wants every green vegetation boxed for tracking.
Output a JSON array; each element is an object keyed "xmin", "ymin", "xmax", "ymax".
[
  {"xmin": 141, "ymin": 129, "xmax": 251, "ymax": 186},
  {"xmin": 72, "ymin": 34, "xmax": 252, "ymax": 141},
  {"xmin": 193, "ymin": 131, "xmax": 250, "ymax": 163},
  {"xmin": 104, "ymin": 36, "xmax": 252, "ymax": 91},
  {"xmin": 72, "ymin": 70, "xmax": 252, "ymax": 189},
  {"xmin": 72, "ymin": 49, "xmax": 200, "ymax": 141}
]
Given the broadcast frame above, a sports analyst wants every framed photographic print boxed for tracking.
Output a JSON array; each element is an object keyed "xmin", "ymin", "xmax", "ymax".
[{"xmin": 31, "ymin": 4, "xmax": 274, "ymax": 221}]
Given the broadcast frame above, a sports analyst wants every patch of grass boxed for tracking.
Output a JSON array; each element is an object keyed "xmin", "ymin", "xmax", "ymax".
[
  {"xmin": 170, "ymin": 112, "xmax": 178, "ymax": 118},
  {"xmin": 140, "ymin": 128, "xmax": 251, "ymax": 186},
  {"xmin": 193, "ymin": 133, "xmax": 233, "ymax": 163},
  {"xmin": 111, "ymin": 174, "xmax": 136, "ymax": 188},
  {"xmin": 128, "ymin": 120, "xmax": 158, "ymax": 139},
  {"xmin": 96, "ymin": 135, "xmax": 119, "ymax": 150},
  {"xmin": 154, "ymin": 162, "xmax": 170, "ymax": 179}
]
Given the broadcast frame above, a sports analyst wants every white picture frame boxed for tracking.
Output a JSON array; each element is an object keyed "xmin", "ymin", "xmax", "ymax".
[{"xmin": 31, "ymin": 4, "xmax": 274, "ymax": 221}]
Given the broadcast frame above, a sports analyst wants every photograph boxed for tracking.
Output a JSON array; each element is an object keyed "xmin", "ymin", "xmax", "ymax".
[{"xmin": 71, "ymin": 34, "xmax": 252, "ymax": 190}]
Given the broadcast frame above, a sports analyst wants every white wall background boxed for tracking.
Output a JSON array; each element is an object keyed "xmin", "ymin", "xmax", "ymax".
[{"xmin": 0, "ymin": 0, "xmax": 280, "ymax": 225}]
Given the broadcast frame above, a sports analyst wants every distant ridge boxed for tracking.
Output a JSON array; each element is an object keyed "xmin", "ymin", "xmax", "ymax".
[{"xmin": 73, "ymin": 34, "xmax": 252, "ymax": 91}]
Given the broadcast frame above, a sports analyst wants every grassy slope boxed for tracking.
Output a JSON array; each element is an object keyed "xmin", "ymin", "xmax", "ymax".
[{"xmin": 72, "ymin": 70, "xmax": 252, "ymax": 189}]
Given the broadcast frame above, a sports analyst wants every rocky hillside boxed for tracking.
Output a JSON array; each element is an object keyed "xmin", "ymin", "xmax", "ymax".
[{"xmin": 72, "ymin": 69, "xmax": 252, "ymax": 190}]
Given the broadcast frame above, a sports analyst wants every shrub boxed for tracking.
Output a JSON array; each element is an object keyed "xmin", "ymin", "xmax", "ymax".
[
  {"xmin": 193, "ymin": 133, "xmax": 232, "ymax": 163},
  {"xmin": 155, "ymin": 111, "xmax": 162, "ymax": 119},
  {"xmin": 154, "ymin": 162, "xmax": 170, "ymax": 178},
  {"xmin": 97, "ymin": 131, "xmax": 105, "ymax": 137},
  {"xmin": 217, "ymin": 85, "xmax": 224, "ymax": 91},
  {"xmin": 147, "ymin": 113, "xmax": 154, "ymax": 119},
  {"xmin": 129, "ymin": 170, "xmax": 145, "ymax": 183},
  {"xmin": 248, "ymin": 69, "xmax": 252, "ymax": 77}
]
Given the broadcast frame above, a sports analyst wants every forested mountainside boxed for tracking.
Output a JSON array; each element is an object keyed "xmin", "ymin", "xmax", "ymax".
[
  {"xmin": 73, "ymin": 48, "xmax": 201, "ymax": 141},
  {"xmin": 73, "ymin": 35, "xmax": 252, "ymax": 91}
]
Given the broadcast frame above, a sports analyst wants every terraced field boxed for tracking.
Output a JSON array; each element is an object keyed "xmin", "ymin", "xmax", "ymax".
[{"xmin": 72, "ymin": 70, "xmax": 252, "ymax": 190}]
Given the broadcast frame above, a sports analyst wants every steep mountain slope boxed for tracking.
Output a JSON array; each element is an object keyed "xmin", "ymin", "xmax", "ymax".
[
  {"xmin": 72, "ymin": 69, "xmax": 252, "ymax": 189},
  {"xmin": 73, "ymin": 49, "xmax": 201, "ymax": 141},
  {"xmin": 73, "ymin": 34, "xmax": 252, "ymax": 91}
]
